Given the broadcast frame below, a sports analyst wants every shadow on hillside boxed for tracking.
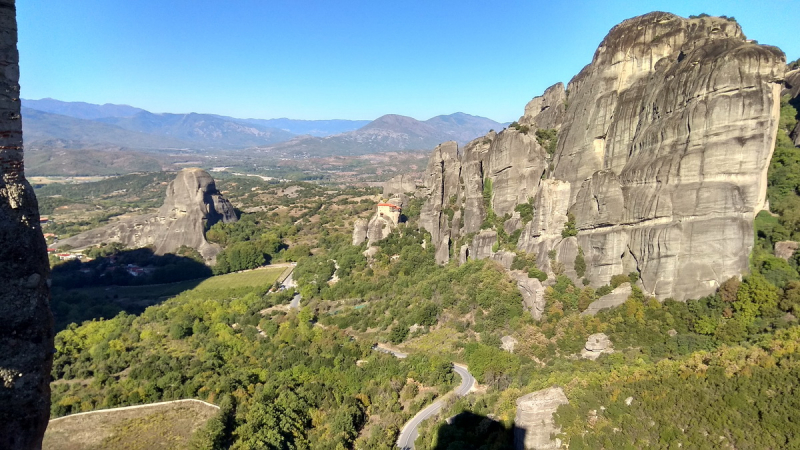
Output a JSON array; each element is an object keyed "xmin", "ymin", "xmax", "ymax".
[
  {"xmin": 431, "ymin": 411, "xmax": 519, "ymax": 450},
  {"xmin": 50, "ymin": 248, "xmax": 211, "ymax": 331}
]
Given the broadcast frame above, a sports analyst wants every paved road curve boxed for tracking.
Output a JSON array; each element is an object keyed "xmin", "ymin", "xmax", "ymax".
[{"xmin": 396, "ymin": 363, "xmax": 475, "ymax": 450}]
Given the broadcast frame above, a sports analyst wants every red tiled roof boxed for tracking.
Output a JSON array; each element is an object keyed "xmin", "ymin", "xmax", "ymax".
[{"xmin": 378, "ymin": 203, "xmax": 400, "ymax": 208}]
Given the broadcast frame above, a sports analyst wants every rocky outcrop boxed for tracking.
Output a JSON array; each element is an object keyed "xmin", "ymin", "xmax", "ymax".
[
  {"xmin": 501, "ymin": 335, "xmax": 518, "ymax": 353},
  {"xmin": 419, "ymin": 141, "xmax": 461, "ymax": 263},
  {"xmin": 0, "ymin": 1, "xmax": 54, "ymax": 448},
  {"xmin": 469, "ymin": 230, "xmax": 497, "ymax": 261},
  {"xmin": 581, "ymin": 283, "xmax": 632, "ymax": 316},
  {"xmin": 787, "ymin": 69, "xmax": 800, "ymax": 146},
  {"xmin": 383, "ymin": 174, "xmax": 417, "ymax": 196},
  {"xmin": 580, "ymin": 333, "xmax": 613, "ymax": 360},
  {"xmin": 515, "ymin": 387, "xmax": 569, "ymax": 450},
  {"xmin": 775, "ymin": 241, "xmax": 799, "ymax": 261},
  {"xmin": 352, "ymin": 219, "xmax": 368, "ymax": 245},
  {"xmin": 512, "ymin": 271, "xmax": 547, "ymax": 320},
  {"xmin": 519, "ymin": 82, "xmax": 566, "ymax": 130},
  {"xmin": 353, "ymin": 197, "xmax": 404, "ymax": 246},
  {"xmin": 491, "ymin": 250, "xmax": 516, "ymax": 270},
  {"xmin": 417, "ymin": 13, "xmax": 786, "ymax": 302},
  {"xmin": 784, "ymin": 69, "xmax": 800, "ymax": 100},
  {"xmin": 56, "ymin": 168, "xmax": 237, "ymax": 261}
]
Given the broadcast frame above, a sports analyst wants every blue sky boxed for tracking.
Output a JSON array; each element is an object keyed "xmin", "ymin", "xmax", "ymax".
[{"xmin": 17, "ymin": 0, "xmax": 799, "ymax": 122}]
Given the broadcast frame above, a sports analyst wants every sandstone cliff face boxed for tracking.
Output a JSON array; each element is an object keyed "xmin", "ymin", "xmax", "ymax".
[
  {"xmin": 0, "ymin": 1, "xmax": 54, "ymax": 448},
  {"xmin": 383, "ymin": 174, "xmax": 417, "ymax": 197},
  {"xmin": 57, "ymin": 168, "xmax": 237, "ymax": 261},
  {"xmin": 417, "ymin": 12, "xmax": 786, "ymax": 302},
  {"xmin": 520, "ymin": 82, "xmax": 566, "ymax": 130},
  {"xmin": 787, "ymin": 69, "xmax": 800, "ymax": 146},
  {"xmin": 514, "ymin": 387, "xmax": 569, "ymax": 450}
]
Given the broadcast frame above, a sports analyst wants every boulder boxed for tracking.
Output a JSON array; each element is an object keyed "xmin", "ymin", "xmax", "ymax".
[
  {"xmin": 363, "ymin": 246, "xmax": 379, "ymax": 259},
  {"xmin": 581, "ymin": 282, "xmax": 632, "ymax": 316},
  {"xmin": 501, "ymin": 336, "xmax": 518, "ymax": 353},
  {"xmin": 580, "ymin": 333, "xmax": 613, "ymax": 360},
  {"xmin": 775, "ymin": 241, "xmax": 799, "ymax": 261},
  {"xmin": 511, "ymin": 271, "xmax": 546, "ymax": 320},
  {"xmin": 514, "ymin": 387, "xmax": 569, "ymax": 450},
  {"xmin": 0, "ymin": 2, "xmax": 54, "ymax": 447}
]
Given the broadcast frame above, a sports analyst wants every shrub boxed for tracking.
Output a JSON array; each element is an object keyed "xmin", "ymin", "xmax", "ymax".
[
  {"xmin": 574, "ymin": 247, "xmax": 586, "ymax": 278},
  {"xmin": 561, "ymin": 213, "xmax": 578, "ymax": 238}
]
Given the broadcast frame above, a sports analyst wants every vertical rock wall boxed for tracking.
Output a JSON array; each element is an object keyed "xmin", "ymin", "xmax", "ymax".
[
  {"xmin": 0, "ymin": 1, "xmax": 55, "ymax": 448},
  {"xmin": 417, "ymin": 12, "xmax": 786, "ymax": 302}
]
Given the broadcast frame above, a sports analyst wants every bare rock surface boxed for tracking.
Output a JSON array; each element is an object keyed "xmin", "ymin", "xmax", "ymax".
[
  {"xmin": 383, "ymin": 174, "xmax": 417, "ymax": 196},
  {"xmin": 520, "ymin": 82, "xmax": 566, "ymax": 130},
  {"xmin": 416, "ymin": 12, "xmax": 785, "ymax": 302},
  {"xmin": 581, "ymin": 333, "xmax": 613, "ymax": 360},
  {"xmin": 0, "ymin": 1, "xmax": 54, "ymax": 447},
  {"xmin": 501, "ymin": 335, "xmax": 518, "ymax": 353},
  {"xmin": 789, "ymin": 69, "xmax": 800, "ymax": 146},
  {"xmin": 514, "ymin": 387, "xmax": 569, "ymax": 450},
  {"xmin": 56, "ymin": 168, "xmax": 237, "ymax": 261},
  {"xmin": 353, "ymin": 198, "xmax": 403, "ymax": 246},
  {"xmin": 491, "ymin": 250, "xmax": 515, "ymax": 270},
  {"xmin": 784, "ymin": 69, "xmax": 800, "ymax": 99},
  {"xmin": 352, "ymin": 219, "xmax": 368, "ymax": 245},
  {"xmin": 511, "ymin": 271, "xmax": 546, "ymax": 320},
  {"xmin": 469, "ymin": 229, "xmax": 497, "ymax": 260},
  {"xmin": 775, "ymin": 241, "xmax": 799, "ymax": 260},
  {"xmin": 582, "ymin": 283, "xmax": 632, "ymax": 316}
]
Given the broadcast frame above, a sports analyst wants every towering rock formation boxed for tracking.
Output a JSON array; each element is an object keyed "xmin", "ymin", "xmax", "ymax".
[
  {"xmin": 0, "ymin": 1, "xmax": 54, "ymax": 448},
  {"xmin": 417, "ymin": 12, "xmax": 786, "ymax": 302},
  {"xmin": 353, "ymin": 198, "xmax": 404, "ymax": 246},
  {"xmin": 57, "ymin": 168, "xmax": 237, "ymax": 261},
  {"xmin": 514, "ymin": 387, "xmax": 569, "ymax": 450}
]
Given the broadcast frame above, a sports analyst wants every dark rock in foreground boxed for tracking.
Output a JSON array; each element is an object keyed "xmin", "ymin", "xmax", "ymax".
[{"xmin": 0, "ymin": 0, "xmax": 55, "ymax": 448}]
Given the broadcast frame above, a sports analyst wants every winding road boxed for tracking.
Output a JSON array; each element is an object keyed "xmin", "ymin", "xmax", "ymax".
[{"xmin": 396, "ymin": 363, "xmax": 475, "ymax": 450}]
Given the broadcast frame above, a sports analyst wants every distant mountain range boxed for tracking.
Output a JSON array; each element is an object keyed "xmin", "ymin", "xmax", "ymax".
[
  {"xmin": 20, "ymin": 98, "xmax": 507, "ymax": 155},
  {"xmin": 255, "ymin": 113, "xmax": 508, "ymax": 157}
]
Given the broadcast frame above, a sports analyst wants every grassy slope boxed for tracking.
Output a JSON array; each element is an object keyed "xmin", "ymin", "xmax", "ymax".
[{"xmin": 43, "ymin": 400, "xmax": 218, "ymax": 450}]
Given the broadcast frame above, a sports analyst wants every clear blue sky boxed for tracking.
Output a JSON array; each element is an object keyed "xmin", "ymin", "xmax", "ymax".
[{"xmin": 16, "ymin": 0, "xmax": 799, "ymax": 122}]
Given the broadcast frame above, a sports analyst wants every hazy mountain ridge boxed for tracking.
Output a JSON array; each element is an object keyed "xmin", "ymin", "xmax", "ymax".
[
  {"xmin": 21, "ymin": 107, "xmax": 193, "ymax": 149},
  {"xmin": 21, "ymin": 99, "xmax": 505, "ymax": 155},
  {"xmin": 257, "ymin": 112, "xmax": 506, "ymax": 157},
  {"xmin": 236, "ymin": 117, "xmax": 371, "ymax": 136},
  {"xmin": 22, "ymin": 98, "xmax": 147, "ymax": 120},
  {"xmin": 96, "ymin": 111, "xmax": 295, "ymax": 148}
]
